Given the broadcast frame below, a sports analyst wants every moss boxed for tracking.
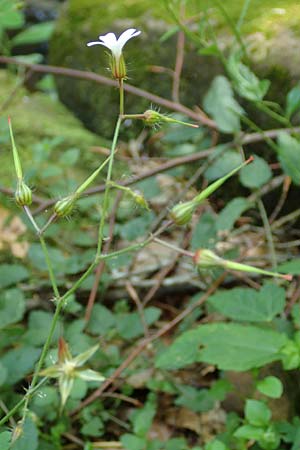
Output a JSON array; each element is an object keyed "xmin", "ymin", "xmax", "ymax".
[
  {"xmin": 49, "ymin": 0, "xmax": 300, "ymax": 137},
  {"xmin": 0, "ymin": 69, "xmax": 100, "ymax": 184}
]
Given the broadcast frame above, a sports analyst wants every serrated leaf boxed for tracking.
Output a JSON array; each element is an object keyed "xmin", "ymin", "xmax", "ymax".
[
  {"xmin": 0, "ymin": 288, "xmax": 25, "ymax": 329},
  {"xmin": 156, "ymin": 323, "xmax": 287, "ymax": 371},
  {"xmin": 276, "ymin": 133, "xmax": 300, "ymax": 185},
  {"xmin": 227, "ymin": 53, "xmax": 270, "ymax": 101},
  {"xmin": 207, "ymin": 283, "xmax": 285, "ymax": 322},
  {"xmin": 1, "ymin": 346, "xmax": 40, "ymax": 385},
  {"xmin": 216, "ymin": 197, "xmax": 251, "ymax": 231},
  {"xmin": 87, "ymin": 304, "xmax": 115, "ymax": 335},
  {"xmin": 245, "ymin": 399, "xmax": 271, "ymax": 427},
  {"xmin": 24, "ymin": 311, "xmax": 60, "ymax": 346},
  {"xmin": 257, "ymin": 376, "xmax": 283, "ymax": 399},
  {"xmin": 116, "ymin": 307, "xmax": 161, "ymax": 340},
  {"xmin": 0, "ymin": 264, "xmax": 29, "ymax": 288},
  {"xmin": 203, "ymin": 76, "xmax": 243, "ymax": 133},
  {"xmin": 175, "ymin": 385, "xmax": 215, "ymax": 412},
  {"xmin": 239, "ymin": 155, "xmax": 272, "ymax": 188}
]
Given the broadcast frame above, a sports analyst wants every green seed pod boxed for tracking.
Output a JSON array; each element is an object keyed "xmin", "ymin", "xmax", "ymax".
[
  {"xmin": 54, "ymin": 195, "xmax": 76, "ymax": 217},
  {"xmin": 15, "ymin": 179, "xmax": 32, "ymax": 206},
  {"xmin": 193, "ymin": 249, "xmax": 223, "ymax": 268},
  {"xmin": 170, "ymin": 200, "xmax": 195, "ymax": 225},
  {"xmin": 143, "ymin": 109, "xmax": 163, "ymax": 127}
]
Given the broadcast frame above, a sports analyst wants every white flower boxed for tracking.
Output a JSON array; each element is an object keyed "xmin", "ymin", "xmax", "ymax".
[{"xmin": 87, "ymin": 28, "xmax": 141, "ymax": 80}]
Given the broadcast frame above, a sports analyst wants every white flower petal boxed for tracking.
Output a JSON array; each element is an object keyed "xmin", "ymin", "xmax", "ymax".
[
  {"xmin": 117, "ymin": 28, "xmax": 141, "ymax": 50},
  {"xmin": 87, "ymin": 28, "xmax": 141, "ymax": 60},
  {"xmin": 87, "ymin": 41, "xmax": 103, "ymax": 47},
  {"xmin": 98, "ymin": 32, "xmax": 118, "ymax": 49}
]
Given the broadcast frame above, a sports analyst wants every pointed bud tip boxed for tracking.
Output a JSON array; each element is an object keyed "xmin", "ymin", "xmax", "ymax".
[
  {"xmin": 8, "ymin": 116, "xmax": 11, "ymax": 124},
  {"xmin": 246, "ymin": 155, "xmax": 254, "ymax": 164},
  {"xmin": 282, "ymin": 274, "xmax": 293, "ymax": 281}
]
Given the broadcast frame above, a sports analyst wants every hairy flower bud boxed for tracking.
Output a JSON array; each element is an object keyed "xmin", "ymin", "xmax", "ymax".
[
  {"xmin": 54, "ymin": 195, "xmax": 76, "ymax": 217},
  {"xmin": 143, "ymin": 109, "xmax": 163, "ymax": 126},
  {"xmin": 15, "ymin": 179, "xmax": 32, "ymax": 206}
]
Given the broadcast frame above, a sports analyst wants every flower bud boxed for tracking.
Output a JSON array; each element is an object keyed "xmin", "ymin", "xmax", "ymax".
[
  {"xmin": 110, "ymin": 53, "xmax": 127, "ymax": 80},
  {"xmin": 143, "ymin": 109, "xmax": 198, "ymax": 128},
  {"xmin": 131, "ymin": 190, "xmax": 149, "ymax": 210},
  {"xmin": 170, "ymin": 200, "xmax": 195, "ymax": 225},
  {"xmin": 15, "ymin": 179, "xmax": 32, "ymax": 206},
  {"xmin": 54, "ymin": 195, "xmax": 76, "ymax": 217},
  {"xmin": 143, "ymin": 109, "xmax": 163, "ymax": 127}
]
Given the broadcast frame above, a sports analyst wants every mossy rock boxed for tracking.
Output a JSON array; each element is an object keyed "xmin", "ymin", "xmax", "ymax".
[
  {"xmin": 49, "ymin": 0, "xmax": 300, "ymax": 137},
  {"xmin": 0, "ymin": 69, "xmax": 99, "ymax": 184}
]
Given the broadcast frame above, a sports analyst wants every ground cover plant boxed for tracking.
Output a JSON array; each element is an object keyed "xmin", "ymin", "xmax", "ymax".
[{"xmin": 1, "ymin": 0, "xmax": 300, "ymax": 449}]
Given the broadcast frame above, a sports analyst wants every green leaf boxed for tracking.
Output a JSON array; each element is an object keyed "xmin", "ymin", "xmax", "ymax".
[
  {"xmin": 257, "ymin": 376, "xmax": 283, "ymax": 399},
  {"xmin": 0, "ymin": 288, "xmax": 25, "ymax": 329},
  {"xmin": 131, "ymin": 395, "xmax": 156, "ymax": 437},
  {"xmin": 239, "ymin": 155, "xmax": 272, "ymax": 188},
  {"xmin": 278, "ymin": 258, "xmax": 300, "ymax": 275},
  {"xmin": 234, "ymin": 424, "xmax": 264, "ymax": 440},
  {"xmin": 12, "ymin": 21, "xmax": 54, "ymax": 46},
  {"xmin": 1, "ymin": 346, "xmax": 40, "ymax": 385},
  {"xmin": 81, "ymin": 417, "xmax": 104, "ymax": 437},
  {"xmin": 11, "ymin": 417, "xmax": 38, "ymax": 450},
  {"xmin": 0, "ymin": 361, "xmax": 8, "ymax": 385},
  {"xmin": 0, "ymin": 264, "xmax": 29, "ymax": 288},
  {"xmin": 0, "ymin": 431, "xmax": 11, "ymax": 450},
  {"xmin": 205, "ymin": 440, "xmax": 229, "ymax": 450},
  {"xmin": 156, "ymin": 323, "xmax": 287, "ymax": 371},
  {"xmin": 227, "ymin": 53, "xmax": 270, "ymax": 101},
  {"xmin": 286, "ymin": 84, "xmax": 300, "ymax": 119},
  {"xmin": 276, "ymin": 133, "xmax": 300, "ymax": 185},
  {"xmin": 87, "ymin": 304, "xmax": 115, "ymax": 335},
  {"xmin": 119, "ymin": 212, "xmax": 154, "ymax": 241},
  {"xmin": 216, "ymin": 197, "xmax": 251, "ymax": 231},
  {"xmin": 175, "ymin": 385, "xmax": 215, "ymax": 412},
  {"xmin": 203, "ymin": 75, "xmax": 243, "ymax": 133},
  {"xmin": 120, "ymin": 434, "xmax": 147, "ymax": 450},
  {"xmin": 165, "ymin": 438, "xmax": 187, "ymax": 450},
  {"xmin": 245, "ymin": 399, "xmax": 271, "ymax": 427},
  {"xmin": 116, "ymin": 307, "xmax": 161, "ymax": 340},
  {"xmin": 191, "ymin": 213, "xmax": 217, "ymax": 250},
  {"xmin": 207, "ymin": 283, "xmax": 285, "ymax": 322},
  {"xmin": 24, "ymin": 311, "xmax": 60, "ymax": 346},
  {"xmin": 205, "ymin": 150, "xmax": 243, "ymax": 181}
]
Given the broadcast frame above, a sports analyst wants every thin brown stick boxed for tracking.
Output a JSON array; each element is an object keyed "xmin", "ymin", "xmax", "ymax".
[
  {"xmin": 269, "ymin": 176, "xmax": 291, "ymax": 224},
  {"xmin": 172, "ymin": 24, "xmax": 185, "ymax": 102},
  {"xmin": 71, "ymin": 273, "xmax": 226, "ymax": 415}
]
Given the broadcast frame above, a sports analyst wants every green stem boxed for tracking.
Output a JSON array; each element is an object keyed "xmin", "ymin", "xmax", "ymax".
[
  {"xmin": 96, "ymin": 117, "xmax": 121, "ymax": 257},
  {"xmin": 0, "ymin": 378, "xmax": 47, "ymax": 427},
  {"xmin": 255, "ymin": 101, "xmax": 290, "ymax": 126},
  {"xmin": 39, "ymin": 237, "xmax": 60, "ymax": 299},
  {"xmin": 257, "ymin": 198, "xmax": 278, "ymax": 271},
  {"xmin": 119, "ymin": 78, "xmax": 124, "ymax": 116}
]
